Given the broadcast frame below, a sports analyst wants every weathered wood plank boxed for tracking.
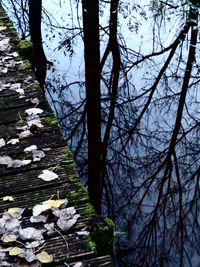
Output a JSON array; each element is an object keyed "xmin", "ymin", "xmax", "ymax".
[
  {"xmin": 0, "ymin": 129, "xmax": 65, "ymax": 153},
  {"xmin": 2, "ymin": 234, "xmax": 95, "ymax": 265},
  {"xmin": 0, "ymin": 147, "xmax": 74, "ymax": 176},
  {"xmin": 68, "ymin": 256, "xmax": 114, "ymax": 267},
  {"xmin": 0, "ymin": 91, "xmax": 44, "ymax": 111},
  {"xmin": 0, "ymin": 122, "xmax": 60, "ymax": 139},
  {"xmin": 0, "ymin": 102, "xmax": 52, "ymax": 125}
]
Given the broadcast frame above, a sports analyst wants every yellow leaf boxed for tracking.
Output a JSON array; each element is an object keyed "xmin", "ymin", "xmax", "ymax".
[
  {"xmin": 3, "ymin": 235, "xmax": 17, "ymax": 243},
  {"xmin": 33, "ymin": 199, "xmax": 66, "ymax": 216},
  {"xmin": 36, "ymin": 251, "xmax": 53, "ymax": 263},
  {"xmin": 8, "ymin": 207, "xmax": 24, "ymax": 218},
  {"xmin": 9, "ymin": 247, "xmax": 24, "ymax": 256},
  {"xmin": 3, "ymin": 196, "xmax": 14, "ymax": 201},
  {"xmin": 46, "ymin": 200, "xmax": 64, "ymax": 209}
]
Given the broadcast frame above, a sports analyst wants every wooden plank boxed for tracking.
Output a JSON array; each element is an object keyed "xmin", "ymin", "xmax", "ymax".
[
  {"xmin": 0, "ymin": 101, "xmax": 52, "ymax": 125},
  {"xmin": 0, "ymin": 128, "xmax": 65, "ymax": 154},
  {"xmin": 0, "ymin": 91, "xmax": 44, "ymax": 111},
  {"xmin": 0, "ymin": 147, "xmax": 75, "ymax": 177},
  {"xmin": 2, "ymin": 234, "xmax": 95, "ymax": 265},
  {"xmin": 68, "ymin": 256, "xmax": 114, "ymax": 267}
]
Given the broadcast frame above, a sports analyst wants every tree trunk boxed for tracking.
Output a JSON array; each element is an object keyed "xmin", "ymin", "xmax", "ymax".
[
  {"xmin": 82, "ymin": 0, "xmax": 102, "ymax": 214},
  {"xmin": 29, "ymin": 0, "xmax": 47, "ymax": 88}
]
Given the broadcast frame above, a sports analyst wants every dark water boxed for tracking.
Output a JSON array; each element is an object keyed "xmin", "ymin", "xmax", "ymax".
[{"xmin": 3, "ymin": 0, "xmax": 200, "ymax": 266}]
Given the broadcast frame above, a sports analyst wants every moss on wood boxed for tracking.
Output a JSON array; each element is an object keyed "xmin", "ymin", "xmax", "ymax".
[
  {"xmin": 61, "ymin": 147, "xmax": 72, "ymax": 160},
  {"xmin": 17, "ymin": 40, "xmax": 33, "ymax": 61},
  {"xmin": 42, "ymin": 114, "xmax": 57, "ymax": 127},
  {"xmin": 89, "ymin": 217, "xmax": 115, "ymax": 256}
]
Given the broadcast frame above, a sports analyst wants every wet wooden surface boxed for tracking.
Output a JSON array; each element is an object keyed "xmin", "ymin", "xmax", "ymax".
[{"xmin": 0, "ymin": 4, "xmax": 113, "ymax": 267}]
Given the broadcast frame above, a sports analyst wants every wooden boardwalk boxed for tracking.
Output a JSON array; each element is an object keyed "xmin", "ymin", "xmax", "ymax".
[{"xmin": 0, "ymin": 4, "xmax": 113, "ymax": 267}]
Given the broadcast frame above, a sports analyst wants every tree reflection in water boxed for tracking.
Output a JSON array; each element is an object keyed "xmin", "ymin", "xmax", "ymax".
[{"xmin": 3, "ymin": 0, "xmax": 200, "ymax": 265}]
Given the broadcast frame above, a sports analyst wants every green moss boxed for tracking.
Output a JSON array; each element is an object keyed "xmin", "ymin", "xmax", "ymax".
[
  {"xmin": 79, "ymin": 182, "xmax": 89, "ymax": 195},
  {"xmin": 31, "ymin": 164, "xmax": 37, "ymax": 169},
  {"xmin": 86, "ymin": 235, "xmax": 97, "ymax": 253},
  {"xmin": 84, "ymin": 203, "xmax": 96, "ymax": 217},
  {"xmin": 18, "ymin": 59, "xmax": 32, "ymax": 70},
  {"xmin": 17, "ymin": 40, "xmax": 33, "ymax": 61},
  {"xmin": 42, "ymin": 114, "xmax": 57, "ymax": 127},
  {"xmin": 67, "ymin": 181, "xmax": 89, "ymax": 206},
  {"xmin": 65, "ymin": 255, "xmax": 70, "ymax": 263},
  {"xmin": 105, "ymin": 218, "xmax": 115, "ymax": 229},
  {"xmin": 32, "ymin": 84, "xmax": 38, "ymax": 92},
  {"xmin": 61, "ymin": 147, "xmax": 72, "ymax": 160},
  {"xmin": 7, "ymin": 21, "xmax": 14, "ymax": 28},
  {"xmin": 67, "ymin": 174, "xmax": 79, "ymax": 183},
  {"xmin": 89, "ymin": 217, "xmax": 115, "ymax": 256}
]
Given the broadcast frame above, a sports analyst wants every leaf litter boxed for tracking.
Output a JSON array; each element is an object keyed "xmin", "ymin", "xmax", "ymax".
[
  {"xmin": 24, "ymin": 145, "xmax": 45, "ymax": 162},
  {"xmin": 0, "ymin": 156, "xmax": 31, "ymax": 168},
  {"xmin": 0, "ymin": 197, "xmax": 81, "ymax": 265},
  {"xmin": 0, "ymin": 32, "xmax": 84, "ymax": 266}
]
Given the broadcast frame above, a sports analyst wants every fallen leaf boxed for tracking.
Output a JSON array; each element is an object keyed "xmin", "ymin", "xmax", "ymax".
[
  {"xmin": 0, "ymin": 26, "xmax": 7, "ymax": 31},
  {"xmin": 19, "ymin": 227, "xmax": 44, "ymax": 241},
  {"xmin": 36, "ymin": 251, "xmax": 53, "ymax": 263},
  {"xmin": 46, "ymin": 199, "xmax": 65, "ymax": 209},
  {"xmin": 33, "ymin": 199, "xmax": 66, "ymax": 216},
  {"xmin": 27, "ymin": 118, "xmax": 43, "ymax": 128},
  {"xmin": 7, "ymin": 139, "xmax": 20, "ymax": 145},
  {"xmin": 30, "ymin": 98, "xmax": 39, "ymax": 105},
  {"xmin": 42, "ymin": 148, "xmax": 51, "ymax": 151},
  {"xmin": 0, "ymin": 156, "xmax": 13, "ymax": 167},
  {"xmin": 8, "ymin": 52, "xmax": 18, "ymax": 57},
  {"xmin": 0, "ymin": 218, "xmax": 6, "ymax": 231},
  {"xmin": 0, "ymin": 67, "xmax": 8, "ymax": 74},
  {"xmin": 3, "ymin": 196, "xmax": 14, "ymax": 202},
  {"xmin": 15, "ymin": 88, "xmax": 25, "ymax": 95},
  {"xmin": 8, "ymin": 207, "xmax": 24, "ymax": 219},
  {"xmin": 38, "ymin": 170, "xmax": 58, "ymax": 181},
  {"xmin": 0, "ymin": 67, "xmax": 8, "ymax": 73},
  {"xmin": 19, "ymin": 248, "xmax": 37, "ymax": 262},
  {"xmin": 0, "ymin": 252, "xmax": 6, "ymax": 260},
  {"xmin": 24, "ymin": 145, "xmax": 37, "ymax": 153},
  {"xmin": 0, "ymin": 38, "xmax": 10, "ymax": 52},
  {"xmin": 17, "ymin": 125, "xmax": 28, "ymax": 131},
  {"xmin": 9, "ymin": 83, "xmax": 21, "ymax": 92},
  {"xmin": 57, "ymin": 215, "xmax": 80, "ymax": 231},
  {"xmin": 32, "ymin": 204, "xmax": 48, "ymax": 217},
  {"xmin": 0, "ymin": 138, "xmax": 5, "ymax": 148},
  {"xmin": 32, "ymin": 150, "xmax": 45, "ymax": 162},
  {"xmin": 25, "ymin": 240, "xmax": 44, "ymax": 249},
  {"xmin": 5, "ymin": 218, "xmax": 21, "ymax": 232},
  {"xmin": 30, "ymin": 214, "xmax": 48, "ymax": 223},
  {"xmin": 9, "ymin": 247, "xmax": 24, "ymax": 256},
  {"xmin": 44, "ymin": 223, "xmax": 55, "ymax": 235},
  {"xmin": 0, "ymin": 156, "xmax": 31, "ymax": 168},
  {"xmin": 0, "ymin": 82, "xmax": 10, "ymax": 91},
  {"xmin": 24, "ymin": 76, "xmax": 32, "ymax": 83},
  {"xmin": 76, "ymin": 230, "xmax": 90, "ymax": 236},
  {"xmin": 73, "ymin": 262, "xmax": 83, "ymax": 267},
  {"xmin": 18, "ymin": 130, "xmax": 32, "ymax": 138},
  {"xmin": 53, "ymin": 207, "xmax": 75, "ymax": 219},
  {"xmin": 25, "ymin": 108, "xmax": 44, "ymax": 116},
  {"xmin": 2, "ymin": 234, "xmax": 18, "ymax": 243},
  {"xmin": 11, "ymin": 159, "xmax": 31, "ymax": 168}
]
